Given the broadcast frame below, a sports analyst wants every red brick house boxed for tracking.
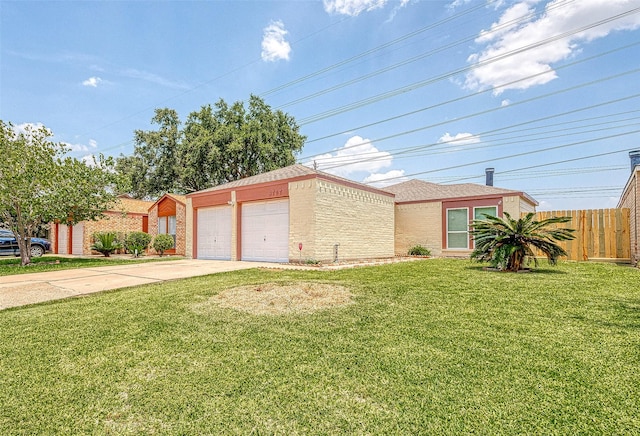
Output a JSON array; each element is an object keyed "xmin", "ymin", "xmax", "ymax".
[
  {"xmin": 147, "ymin": 193, "xmax": 187, "ymax": 256},
  {"xmin": 50, "ymin": 195, "xmax": 153, "ymax": 255}
]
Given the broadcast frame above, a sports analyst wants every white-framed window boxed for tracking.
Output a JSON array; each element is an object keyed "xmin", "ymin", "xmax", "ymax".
[
  {"xmin": 474, "ymin": 206, "xmax": 497, "ymax": 221},
  {"xmin": 158, "ymin": 215, "xmax": 177, "ymax": 248},
  {"xmin": 447, "ymin": 208, "xmax": 469, "ymax": 249}
]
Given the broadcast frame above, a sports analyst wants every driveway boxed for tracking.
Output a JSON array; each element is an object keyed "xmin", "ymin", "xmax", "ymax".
[{"xmin": 0, "ymin": 259, "xmax": 302, "ymax": 310}]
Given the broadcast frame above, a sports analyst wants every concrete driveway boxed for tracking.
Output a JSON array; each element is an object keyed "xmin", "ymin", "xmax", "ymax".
[{"xmin": 0, "ymin": 259, "xmax": 298, "ymax": 310}]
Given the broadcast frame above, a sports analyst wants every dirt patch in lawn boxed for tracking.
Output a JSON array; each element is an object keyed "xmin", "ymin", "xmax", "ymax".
[{"xmin": 195, "ymin": 282, "xmax": 354, "ymax": 316}]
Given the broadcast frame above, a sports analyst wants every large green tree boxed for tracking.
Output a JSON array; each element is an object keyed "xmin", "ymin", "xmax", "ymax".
[
  {"xmin": 0, "ymin": 121, "xmax": 119, "ymax": 266},
  {"xmin": 118, "ymin": 95, "xmax": 306, "ymax": 198}
]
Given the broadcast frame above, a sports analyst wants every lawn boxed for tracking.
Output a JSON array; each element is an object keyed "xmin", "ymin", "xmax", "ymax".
[
  {"xmin": 0, "ymin": 259, "xmax": 638, "ymax": 433},
  {"xmin": 0, "ymin": 255, "xmax": 182, "ymax": 276}
]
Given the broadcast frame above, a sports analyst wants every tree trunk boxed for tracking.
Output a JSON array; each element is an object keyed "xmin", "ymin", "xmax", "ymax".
[{"xmin": 16, "ymin": 235, "xmax": 31, "ymax": 266}]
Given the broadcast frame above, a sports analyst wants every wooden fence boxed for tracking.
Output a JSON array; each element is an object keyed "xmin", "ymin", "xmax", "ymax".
[{"xmin": 532, "ymin": 209, "xmax": 631, "ymax": 262}]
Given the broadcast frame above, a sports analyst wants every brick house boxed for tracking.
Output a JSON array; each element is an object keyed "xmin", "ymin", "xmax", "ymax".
[
  {"xmin": 617, "ymin": 150, "xmax": 640, "ymax": 265},
  {"xmin": 51, "ymin": 195, "xmax": 153, "ymax": 255},
  {"xmin": 147, "ymin": 193, "xmax": 187, "ymax": 256},
  {"xmin": 186, "ymin": 164, "xmax": 396, "ymax": 263},
  {"xmin": 383, "ymin": 171, "xmax": 537, "ymax": 258}
]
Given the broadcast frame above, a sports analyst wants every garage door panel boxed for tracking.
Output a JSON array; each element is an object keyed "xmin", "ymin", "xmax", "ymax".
[
  {"xmin": 241, "ymin": 199, "xmax": 289, "ymax": 263},
  {"xmin": 58, "ymin": 225, "xmax": 68, "ymax": 255},
  {"xmin": 197, "ymin": 206, "xmax": 231, "ymax": 260},
  {"xmin": 72, "ymin": 223, "xmax": 84, "ymax": 255}
]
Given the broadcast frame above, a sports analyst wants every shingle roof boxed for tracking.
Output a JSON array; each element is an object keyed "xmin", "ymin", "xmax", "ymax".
[
  {"xmin": 166, "ymin": 193, "xmax": 187, "ymax": 204},
  {"xmin": 111, "ymin": 197, "xmax": 154, "ymax": 214},
  {"xmin": 384, "ymin": 179, "xmax": 527, "ymax": 203},
  {"xmin": 188, "ymin": 164, "xmax": 393, "ymax": 197}
]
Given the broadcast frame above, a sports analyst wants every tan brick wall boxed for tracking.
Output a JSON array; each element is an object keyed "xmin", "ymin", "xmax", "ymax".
[
  {"xmin": 289, "ymin": 179, "xmax": 395, "ymax": 262},
  {"xmin": 503, "ymin": 195, "xmax": 536, "ymax": 217},
  {"xmin": 288, "ymin": 179, "xmax": 317, "ymax": 261},
  {"xmin": 394, "ymin": 202, "xmax": 442, "ymax": 256},
  {"xmin": 619, "ymin": 170, "xmax": 639, "ymax": 264}
]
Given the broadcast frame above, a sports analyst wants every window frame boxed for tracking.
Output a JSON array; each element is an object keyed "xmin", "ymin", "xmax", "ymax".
[{"xmin": 446, "ymin": 207, "xmax": 470, "ymax": 250}]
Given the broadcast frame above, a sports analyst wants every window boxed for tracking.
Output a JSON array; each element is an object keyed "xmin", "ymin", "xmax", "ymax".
[
  {"xmin": 447, "ymin": 208, "xmax": 469, "ymax": 249},
  {"xmin": 158, "ymin": 215, "xmax": 176, "ymax": 248},
  {"xmin": 474, "ymin": 206, "xmax": 497, "ymax": 221}
]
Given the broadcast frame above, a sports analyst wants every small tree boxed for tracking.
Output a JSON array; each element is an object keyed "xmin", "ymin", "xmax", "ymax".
[
  {"xmin": 470, "ymin": 212, "xmax": 575, "ymax": 272},
  {"xmin": 153, "ymin": 234, "xmax": 175, "ymax": 257},
  {"xmin": 124, "ymin": 232, "xmax": 152, "ymax": 257},
  {"xmin": 91, "ymin": 232, "xmax": 122, "ymax": 257},
  {"xmin": 0, "ymin": 120, "xmax": 119, "ymax": 266}
]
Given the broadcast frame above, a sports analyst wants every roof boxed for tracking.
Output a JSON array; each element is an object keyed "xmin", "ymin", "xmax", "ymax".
[
  {"xmin": 110, "ymin": 197, "xmax": 154, "ymax": 214},
  {"xmin": 385, "ymin": 179, "xmax": 537, "ymax": 205},
  {"xmin": 188, "ymin": 164, "xmax": 394, "ymax": 197},
  {"xmin": 148, "ymin": 193, "xmax": 187, "ymax": 211}
]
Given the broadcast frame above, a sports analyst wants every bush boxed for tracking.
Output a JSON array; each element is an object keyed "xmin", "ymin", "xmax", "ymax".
[
  {"xmin": 124, "ymin": 232, "xmax": 152, "ymax": 257},
  {"xmin": 408, "ymin": 245, "xmax": 431, "ymax": 256},
  {"xmin": 91, "ymin": 232, "xmax": 123, "ymax": 257},
  {"xmin": 153, "ymin": 234, "xmax": 175, "ymax": 257}
]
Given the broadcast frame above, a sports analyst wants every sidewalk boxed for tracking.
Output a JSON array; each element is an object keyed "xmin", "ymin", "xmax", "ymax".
[{"xmin": 0, "ymin": 259, "xmax": 305, "ymax": 310}]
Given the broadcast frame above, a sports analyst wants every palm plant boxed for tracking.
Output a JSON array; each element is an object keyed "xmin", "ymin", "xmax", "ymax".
[
  {"xmin": 91, "ymin": 232, "xmax": 123, "ymax": 257},
  {"xmin": 470, "ymin": 212, "xmax": 575, "ymax": 272}
]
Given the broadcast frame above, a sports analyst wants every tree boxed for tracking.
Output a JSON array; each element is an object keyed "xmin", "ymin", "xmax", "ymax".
[
  {"xmin": 0, "ymin": 121, "xmax": 119, "ymax": 266},
  {"xmin": 470, "ymin": 212, "xmax": 575, "ymax": 272},
  {"xmin": 117, "ymin": 95, "xmax": 306, "ymax": 198}
]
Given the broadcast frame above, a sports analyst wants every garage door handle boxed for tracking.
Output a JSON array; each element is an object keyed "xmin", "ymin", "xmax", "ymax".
[{"xmin": 264, "ymin": 236, "xmax": 266, "ymax": 242}]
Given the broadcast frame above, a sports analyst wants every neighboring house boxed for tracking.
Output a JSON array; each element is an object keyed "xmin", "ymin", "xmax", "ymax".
[
  {"xmin": 50, "ymin": 195, "xmax": 153, "ymax": 255},
  {"xmin": 148, "ymin": 193, "xmax": 187, "ymax": 256},
  {"xmin": 185, "ymin": 164, "xmax": 396, "ymax": 263},
  {"xmin": 385, "ymin": 170, "xmax": 538, "ymax": 257},
  {"xmin": 617, "ymin": 150, "xmax": 640, "ymax": 266}
]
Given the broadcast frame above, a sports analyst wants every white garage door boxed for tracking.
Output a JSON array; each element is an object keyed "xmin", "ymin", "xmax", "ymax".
[
  {"xmin": 58, "ymin": 225, "xmax": 69, "ymax": 255},
  {"xmin": 197, "ymin": 206, "xmax": 232, "ymax": 260},
  {"xmin": 241, "ymin": 199, "xmax": 289, "ymax": 263},
  {"xmin": 72, "ymin": 223, "xmax": 84, "ymax": 255}
]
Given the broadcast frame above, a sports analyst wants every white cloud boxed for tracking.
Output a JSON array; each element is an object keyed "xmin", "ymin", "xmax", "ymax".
[
  {"xmin": 63, "ymin": 141, "xmax": 89, "ymax": 152},
  {"xmin": 82, "ymin": 76, "xmax": 102, "ymax": 87},
  {"xmin": 88, "ymin": 139, "xmax": 98, "ymax": 148},
  {"xmin": 324, "ymin": 0, "xmax": 387, "ymax": 16},
  {"xmin": 12, "ymin": 122, "xmax": 48, "ymax": 136},
  {"xmin": 465, "ymin": 0, "xmax": 640, "ymax": 94},
  {"xmin": 261, "ymin": 20, "xmax": 291, "ymax": 62},
  {"xmin": 363, "ymin": 169, "xmax": 408, "ymax": 187},
  {"xmin": 438, "ymin": 132, "xmax": 481, "ymax": 145},
  {"xmin": 81, "ymin": 154, "xmax": 97, "ymax": 167},
  {"xmin": 306, "ymin": 135, "xmax": 393, "ymax": 178},
  {"xmin": 501, "ymin": 99, "xmax": 511, "ymax": 107}
]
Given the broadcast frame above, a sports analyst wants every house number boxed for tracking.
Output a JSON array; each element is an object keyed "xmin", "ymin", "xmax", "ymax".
[{"xmin": 269, "ymin": 188, "xmax": 283, "ymax": 197}]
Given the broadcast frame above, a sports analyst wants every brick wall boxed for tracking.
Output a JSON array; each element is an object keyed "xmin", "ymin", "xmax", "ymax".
[
  {"xmin": 289, "ymin": 179, "xmax": 395, "ymax": 262},
  {"xmin": 394, "ymin": 202, "xmax": 443, "ymax": 256},
  {"xmin": 83, "ymin": 212, "xmax": 148, "ymax": 254},
  {"xmin": 148, "ymin": 200, "xmax": 187, "ymax": 256},
  {"xmin": 185, "ymin": 198, "xmax": 194, "ymax": 259}
]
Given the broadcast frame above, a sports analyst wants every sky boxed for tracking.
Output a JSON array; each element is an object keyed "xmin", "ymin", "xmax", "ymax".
[{"xmin": 2, "ymin": 0, "xmax": 640, "ymax": 211}]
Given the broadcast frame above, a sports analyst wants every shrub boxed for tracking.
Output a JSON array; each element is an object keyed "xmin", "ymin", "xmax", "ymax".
[
  {"xmin": 408, "ymin": 245, "xmax": 431, "ymax": 256},
  {"xmin": 91, "ymin": 232, "xmax": 122, "ymax": 257},
  {"xmin": 153, "ymin": 234, "xmax": 175, "ymax": 257},
  {"xmin": 124, "ymin": 232, "xmax": 152, "ymax": 257}
]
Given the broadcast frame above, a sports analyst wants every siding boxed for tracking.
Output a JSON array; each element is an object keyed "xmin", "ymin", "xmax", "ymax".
[{"xmin": 617, "ymin": 169, "xmax": 639, "ymax": 264}]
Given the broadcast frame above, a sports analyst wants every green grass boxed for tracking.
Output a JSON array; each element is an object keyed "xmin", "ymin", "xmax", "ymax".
[
  {"xmin": 1, "ymin": 259, "xmax": 638, "ymax": 434},
  {"xmin": 0, "ymin": 255, "xmax": 182, "ymax": 276}
]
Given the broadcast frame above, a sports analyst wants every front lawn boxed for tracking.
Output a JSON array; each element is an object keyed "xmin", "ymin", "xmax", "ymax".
[
  {"xmin": 0, "ymin": 255, "xmax": 182, "ymax": 276},
  {"xmin": 0, "ymin": 259, "xmax": 638, "ymax": 433}
]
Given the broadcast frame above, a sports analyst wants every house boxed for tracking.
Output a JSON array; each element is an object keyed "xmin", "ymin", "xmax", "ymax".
[
  {"xmin": 617, "ymin": 150, "xmax": 640, "ymax": 266},
  {"xmin": 147, "ymin": 193, "xmax": 187, "ymax": 256},
  {"xmin": 385, "ymin": 169, "xmax": 538, "ymax": 257},
  {"xmin": 50, "ymin": 195, "xmax": 153, "ymax": 255},
  {"xmin": 185, "ymin": 164, "xmax": 396, "ymax": 263}
]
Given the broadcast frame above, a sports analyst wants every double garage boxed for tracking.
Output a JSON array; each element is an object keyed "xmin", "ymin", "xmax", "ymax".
[
  {"xmin": 196, "ymin": 199, "xmax": 289, "ymax": 262},
  {"xmin": 186, "ymin": 164, "xmax": 396, "ymax": 263}
]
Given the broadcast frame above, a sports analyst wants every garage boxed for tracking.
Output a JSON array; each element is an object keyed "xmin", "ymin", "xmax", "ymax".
[
  {"xmin": 71, "ymin": 223, "xmax": 84, "ymax": 255},
  {"xmin": 196, "ymin": 206, "xmax": 232, "ymax": 260},
  {"xmin": 241, "ymin": 199, "xmax": 289, "ymax": 262},
  {"xmin": 57, "ymin": 225, "xmax": 68, "ymax": 254}
]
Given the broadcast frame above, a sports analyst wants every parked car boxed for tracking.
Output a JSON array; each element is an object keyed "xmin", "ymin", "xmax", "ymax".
[{"xmin": 0, "ymin": 229, "xmax": 51, "ymax": 257}]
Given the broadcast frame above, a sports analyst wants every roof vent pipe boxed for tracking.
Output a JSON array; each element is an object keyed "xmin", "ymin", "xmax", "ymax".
[
  {"xmin": 630, "ymin": 150, "xmax": 640, "ymax": 173},
  {"xmin": 485, "ymin": 168, "xmax": 495, "ymax": 187}
]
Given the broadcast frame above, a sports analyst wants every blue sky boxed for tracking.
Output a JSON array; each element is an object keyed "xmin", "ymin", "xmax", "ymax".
[{"xmin": 2, "ymin": 0, "xmax": 640, "ymax": 210}]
